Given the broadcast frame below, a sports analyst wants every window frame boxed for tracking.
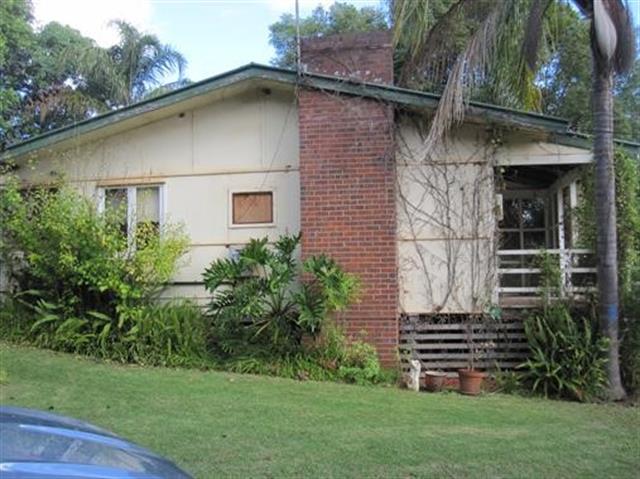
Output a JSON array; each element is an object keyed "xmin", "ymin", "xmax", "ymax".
[
  {"xmin": 97, "ymin": 183, "xmax": 166, "ymax": 244},
  {"xmin": 228, "ymin": 188, "xmax": 276, "ymax": 229},
  {"xmin": 498, "ymin": 192, "xmax": 550, "ymax": 251}
]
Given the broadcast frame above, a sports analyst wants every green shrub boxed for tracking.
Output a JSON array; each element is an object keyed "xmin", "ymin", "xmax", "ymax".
[
  {"xmin": 2, "ymin": 293, "xmax": 208, "ymax": 367},
  {"xmin": 620, "ymin": 264, "xmax": 640, "ymax": 395},
  {"xmin": 0, "ymin": 181, "xmax": 188, "ymax": 317},
  {"xmin": 218, "ymin": 326, "xmax": 385, "ymax": 385},
  {"xmin": 117, "ymin": 300, "xmax": 210, "ymax": 367},
  {"xmin": 0, "ymin": 180, "xmax": 201, "ymax": 366},
  {"xmin": 203, "ymin": 234, "xmax": 386, "ymax": 385},
  {"xmin": 575, "ymin": 148, "xmax": 640, "ymax": 394},
  {"xmin": 621, "ymin": 317, "xmax": 640, "ymax": 397},
  {"xmin": 493, "ymin": 369, "xmax": 522, "ymax": 395},
  {"xmin": 314, "ymin": 326, "xmax": 385, "ymax": 385},
  {"xmin": 337, "ymin": 340, "xmax": 381, "ymax": 385},
  {"xmin": 203, "ymin": 234, "xmax": 359, "ymax": 357},
  {"xmin": 518, "ymin": 304, "xmax": 608, "ymax": 402}
]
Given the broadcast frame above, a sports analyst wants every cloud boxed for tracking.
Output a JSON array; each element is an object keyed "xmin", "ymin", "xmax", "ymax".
[{"xmin": 32, "ymin": 0, "xmax": 153, "ymax": 47}]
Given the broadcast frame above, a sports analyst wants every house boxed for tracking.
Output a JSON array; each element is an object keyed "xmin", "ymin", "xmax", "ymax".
[{"xmin": 2, "ymin": 31, "xmax": 638, "ymax": 369}]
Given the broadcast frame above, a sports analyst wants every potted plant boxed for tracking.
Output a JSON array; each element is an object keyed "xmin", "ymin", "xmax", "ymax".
[
  {"xmin": 423, "ymin": 369, "xmax": 447, "ymax": 392},
  {"xmin": 458, "ymin": 311, "xmax": 497, "ymax": 395}
]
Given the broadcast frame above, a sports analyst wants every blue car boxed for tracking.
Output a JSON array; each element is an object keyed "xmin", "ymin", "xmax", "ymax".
[{"xmin": 0, "ymin": 406, "xmax": 192, "ymax": 478}]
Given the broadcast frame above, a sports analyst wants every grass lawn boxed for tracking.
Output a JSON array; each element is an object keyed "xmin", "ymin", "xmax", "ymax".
[{"xmin": 1, "ymin": 343, "xmax": 638, "ymax": 478}]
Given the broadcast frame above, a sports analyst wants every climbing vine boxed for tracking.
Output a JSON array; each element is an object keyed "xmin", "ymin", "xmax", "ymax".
[
  {"xmin": 574, "ymin": 147, "xmax": 640, "ymax": 393},
  {"xmin": 574, "ymin": 148, "xmax": 640, "ymax": 311}
]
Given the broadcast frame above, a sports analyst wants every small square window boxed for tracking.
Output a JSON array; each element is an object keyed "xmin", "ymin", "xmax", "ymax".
[{"xmin": 232, "ymin": 192, "xmax": 273, "ymax": 225}]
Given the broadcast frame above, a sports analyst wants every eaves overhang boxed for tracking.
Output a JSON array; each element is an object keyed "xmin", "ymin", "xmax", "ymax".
[{"xmin": 2, "ymin": 63, "xmax": 638, "ymax": 162}]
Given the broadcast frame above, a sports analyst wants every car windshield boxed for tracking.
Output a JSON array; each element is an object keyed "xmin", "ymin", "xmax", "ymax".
[
  {"xmin": 1, "ymin": 424, "xmax": 152, "ymax": 472},
  {"xmin": 0, "ymin": 407, "xmax": 191, "ymax": 478}
]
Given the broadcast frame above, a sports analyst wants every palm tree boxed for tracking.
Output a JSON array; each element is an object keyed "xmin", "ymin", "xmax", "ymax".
[
  {"xmin": 392, "ymin": 0, "xmax": 635, "ymax": 400},
  {"xmin": 19, "ymin": 21, "xmax": 187, "ymax": 139},
  {"xmin": 84, "ymin": 20, "xmax": 187, "ymax": 107}
]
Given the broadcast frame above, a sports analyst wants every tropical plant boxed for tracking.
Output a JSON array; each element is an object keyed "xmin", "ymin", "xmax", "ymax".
[
  {"xmin": 391, "ymin": 0, "xmax": 636, "ymax": 400},
  {"xmin": 217, "ymin": 325, "xmax": 385, "ymax": 385},
  {"xmin": 203, "ymin": 233, "xmax": 359, "ymax": 357},
  {"xmin": 574, "ymin": 147, "xmax": 640, "ymax": 394},
  {"xmin": 111, "ymin": 300, "xmax": 209, "ymax": 367},
  {"xmin": 519, "ymin": 304, "xmax": 609, "ymax": 401},
  {"xmin": 0, "ymin": 292, "xmax": 208, "ymax": 367},
  {"xmin": 1, "ymin": 1, "xmax": 188, "ymax": 144},
  {"xmin": 80, "ymin": 20, "xmax": 187, "ymax": 107}
]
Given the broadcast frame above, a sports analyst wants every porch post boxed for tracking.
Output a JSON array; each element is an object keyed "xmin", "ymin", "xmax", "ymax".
[
  {"xmin": 569, "ymin": 181, "xmax": 578, "ymax": 246},
  {"xmin": 556, "ymin": 189, "xmax": 570, "ymax": 296}
]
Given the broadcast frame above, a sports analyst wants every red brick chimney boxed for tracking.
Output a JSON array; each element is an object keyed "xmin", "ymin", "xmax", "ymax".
[
  {"xmin": 300, "ymin": 31, "xmax": 393, "ymax": 84},
  {"xmin": 298, "ymin": 31, "xmax": 398, "ymax": 365}
]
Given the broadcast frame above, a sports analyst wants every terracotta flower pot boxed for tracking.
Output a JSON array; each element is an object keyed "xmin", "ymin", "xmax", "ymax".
[
  {"xmin": 458, "ymin": 369, "xmax": 487, "ymax": 396},
  {"xmin": 423, "ymin": 371, "xmax": 447, "ymax": 392}
]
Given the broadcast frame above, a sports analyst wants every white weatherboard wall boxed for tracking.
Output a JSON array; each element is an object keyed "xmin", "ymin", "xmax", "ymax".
[
  {"xmin": 396, "ymin": 121, "xmax": 496, "ymax": 314},
  {"xmin": 11, "ymin": 87, "xmax": 300, "ymax": 303}
]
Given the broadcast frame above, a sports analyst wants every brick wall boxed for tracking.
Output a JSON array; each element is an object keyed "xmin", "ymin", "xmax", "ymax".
[
  {"xmin": 298, "ymin": 32, "xmax": 398, "ymax": 365},
  {"xmin": 301, "ymin": 31, "xmax": 393, "ymax": 84}
]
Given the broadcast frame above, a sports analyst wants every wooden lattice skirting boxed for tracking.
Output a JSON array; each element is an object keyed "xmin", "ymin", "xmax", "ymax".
[{"xmin": 399, "ymin": 314, "xmax": 529, "ymax": 377}]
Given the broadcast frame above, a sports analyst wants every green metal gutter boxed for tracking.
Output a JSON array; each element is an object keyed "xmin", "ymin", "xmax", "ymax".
[{"xmin": 2, "ymin": 63, "xmax": 638, "ymax": 161}]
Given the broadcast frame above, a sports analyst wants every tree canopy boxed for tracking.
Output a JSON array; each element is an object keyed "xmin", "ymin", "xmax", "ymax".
[
  {"xmin": 268, "ymin": 2, "xmax": 388, "ymax": 68},
  {"xmin": 268, "ymin": 0, "xmax": 639, "ymax": 142},
  {"xmin": 0, "ymin": 0, "xmax": 188, "ymax": 148}
]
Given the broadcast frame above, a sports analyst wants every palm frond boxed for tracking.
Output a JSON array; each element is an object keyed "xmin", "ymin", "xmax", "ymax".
[{"xmin": 420, "ymin": 0, "xmax": 511, "ymax": 153}]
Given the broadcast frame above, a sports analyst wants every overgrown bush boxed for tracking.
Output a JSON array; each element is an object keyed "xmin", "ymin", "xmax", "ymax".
[
  {"xmin": 337, "ymin": 340, "xmax": 382, "ymax": 385},
  {"xmin": 0, "ymin": 182, "xmax": 188, "ymax": 317},
  {"xmin": 620, "ymin": 263, "xmax": 640, "ymax": 395},
  {"xmin": 105, "ymin": 300, "xmax": 210, "ymax": 367},
  {"xmin": 203, "ymin": 233, "xmax": 359, "ymax": 356},
  {"xmin": 574, "ymin": 148, "xmax": 640, "ymax": 394},
  {"xmin": 0, "ymin": 182, "xmax": 387, "ymax": 384},
  {"xmin": 203, "ymin": 234, "xmax": 386, "ymax": 384},
  {"xmin": 519, "ymin": 304, "xmax": 609, "ymax": 402},
  {"xmin": 0, "ymin": 180, "xmax": 203, "ymax": 365},
  {"xmin": 220, "ymin": 326, "xmax": 386, "ymax": 384}
]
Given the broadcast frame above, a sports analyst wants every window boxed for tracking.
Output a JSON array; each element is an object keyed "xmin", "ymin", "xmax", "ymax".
[
  {"xmin": 99, "ymin": 185, "xmax": 163, "ymax": 243},
  {"xmin": 499, "ymin": 197, "xmax": 548, "ymax": 251},
  {"xmin": 231, "ymin": 191, "xmax": 274, "ymax": 226}
]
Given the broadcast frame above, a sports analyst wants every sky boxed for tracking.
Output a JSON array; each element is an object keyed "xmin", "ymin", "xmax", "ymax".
[
  {"xmin": 31, "ymin": 0, "xmax": 640, "ymax": 84},
  {"xmin": 32, "ymin": 0, "xmax": 383, "ymax": 83}
]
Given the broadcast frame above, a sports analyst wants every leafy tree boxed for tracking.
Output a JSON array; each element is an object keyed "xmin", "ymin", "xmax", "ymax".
[
  {"xmin": 612, "ymin": 60, "xmax": 640, "ymax": 141},
  {"xmin": 82, "ymin": 20, "xmax": 187, "ymax": 107},
  {"xmin": 268, "ymin": 1, "xmax": 638, "ymax": 141},
  {"xmin": 535, "ymin": 3, "xmax": 639, "ymax": 140},
  {"xmin": 269, "ymin": 1, "xmax": 388, "ymax": 68},
  {"xmin": 393, "ymin": 0, "xmax": 636, "ymax": 400},
  {"xmin": 1, "ymin": 1, "xmax": 188, "ymax": 146},
  {"xmin": 19, "ymin": 22, "xmax": 105, "ymax": 138},
  {"xmin": 0, "ymin": 0, "xmax": 36, "ymax": 145}
]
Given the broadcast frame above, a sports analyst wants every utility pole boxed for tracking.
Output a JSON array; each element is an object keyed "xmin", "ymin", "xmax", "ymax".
[{"xmin": 295, "ymin": 0, "xmax": 302, "ymax": 76}]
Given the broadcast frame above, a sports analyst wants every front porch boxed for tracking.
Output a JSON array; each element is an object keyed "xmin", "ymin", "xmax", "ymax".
[{"xmin": 497, "ymin": 164, "xmax": 597, "ymax": 309}]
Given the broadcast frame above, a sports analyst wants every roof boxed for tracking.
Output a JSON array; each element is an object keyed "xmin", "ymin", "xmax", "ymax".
[{"xmin": 2, "ymin": 63, "xmax": 638, "ymax": 161}]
